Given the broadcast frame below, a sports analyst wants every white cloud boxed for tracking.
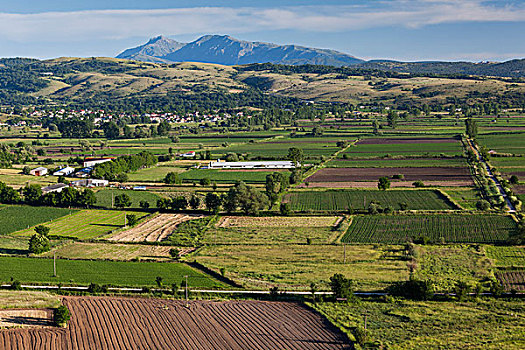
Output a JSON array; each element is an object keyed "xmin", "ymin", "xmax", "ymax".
[{"xmin": 0, "ymin": 1, "xmax": 523, "ymax": 42}]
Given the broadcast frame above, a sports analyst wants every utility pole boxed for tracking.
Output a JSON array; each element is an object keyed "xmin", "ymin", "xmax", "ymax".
[
  {"xmin": 184, "ymin": 275, "xmax": 189, "ymax": 307},
  {"xmin": 53, "ymin": 252, "xmax": 56, "ymax": 277},
  {"xmin": 111, "ymin": 192, "xmax": 114, "ymax": 208}
]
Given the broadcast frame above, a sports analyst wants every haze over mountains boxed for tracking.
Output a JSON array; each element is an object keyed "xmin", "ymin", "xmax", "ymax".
[{"xmin": 116, "ymin": 35, "xmax": 525, "ymax": 78}]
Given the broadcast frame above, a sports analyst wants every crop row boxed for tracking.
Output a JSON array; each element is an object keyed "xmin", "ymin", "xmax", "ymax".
[
  {"xmin": 342, "ymin": 214, "xmax": 516, "ymax": 244},
  {"xmin": 285, "ymin": 190, "xmax": 455, "ymax": 211},
  {"xmin": 0, "ymin": 205, "xmax": 75, "ymax": 235}
]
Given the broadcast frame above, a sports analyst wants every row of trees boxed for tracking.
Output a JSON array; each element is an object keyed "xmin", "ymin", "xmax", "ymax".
[
  {"xmin": 93, "ymin": 151, "xmax": 157, "ymax": 181},
  {"xmin": 0, "ymin": 182, "xmax": 96, "ymax": 208}
]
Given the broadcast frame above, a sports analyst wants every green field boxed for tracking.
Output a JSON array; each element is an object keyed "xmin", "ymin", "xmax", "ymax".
[
  {"xmin": 442, "ymin": 188, "xmax": 481, "ymax": 210},
  {"xmin": 95, "ymin": 189, "xmax": 162, "ymax": 209},
  {"xmin": 490, "ymin": 156, "xmax": 525, "ymax": 168},
  {"xmin": 0, "ymin": 256, "xmax": 223, "ymax": 288},
  {"xmin": 312, "ymin": 299, "xmax": 525, "ymax": 350},
  {"xmin": 203, "ymin": 226, "xmax": 340, "ymax": 245},
  {"xmin": 413, "ymin": 245, "xmax": 492, "ymax": 290},
  {"xmin": 478, "ymin": 133, "xmax": 525, "ymax": 154},
  {"xmin": 485, "ymin": 246, "xmax": 525, "ymax": 267},
  {"xmin": 213, "ymin": 139, "xmax": 342, "ymax": 159},
  {"xmin": 13, "ymin": 209, "xmax": 145, "ymax": 240},
  {"xmin": 0, "ymin": 205, "xmax": 75, "ymax": 235},
  {"xmin": 342, "ymin": 214, "xmax": 516, "ymax": 244},
  {"xmin": 194, "ymin": 244, "xmax": 408, "ymax": 290},
  {"xmin": 285, "ymin": 190, "xmax": 456, "ymax": 211},
  {"xmin": 128, "ymin": 166, "xmax": 186, "ymax": 182}
]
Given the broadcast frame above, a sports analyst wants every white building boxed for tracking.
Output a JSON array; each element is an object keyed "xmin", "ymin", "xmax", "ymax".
[
  {"xmin": 42, "ymin": 183, "xmax": 68, "ymax": 194},
  {"xmin": 53, "ymin": 166, "xmax": 76, "ymax": 176},
  {"xmin": 207, "ymin": 161, "xmax": 296, "ymax": 169},
  {"xmin": 72, "ymin": 179, "xmax": 109, "ymax": 188},
  {"xmin": 29, "ymin": 167, "xmax": 48, "ymax": 176},
  {"xmin": 83, "ymin": 158, "xmax": 112, "ymax": 168}
]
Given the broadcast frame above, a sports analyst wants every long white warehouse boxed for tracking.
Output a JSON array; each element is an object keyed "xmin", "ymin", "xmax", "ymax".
[{"xmin": 207, "ymin": 161, "xmax": 296, "ymax": 169}]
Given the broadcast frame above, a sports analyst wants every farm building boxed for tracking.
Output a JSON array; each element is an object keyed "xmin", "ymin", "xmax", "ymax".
[
  {"xmin": 72, "ymin": 179, "xmax": 109, "ymax": 188},
  {"xmin": 74, "ymin": 167, "xmax": 93, "ymax": 178},
  {"xmin": 208, "ymin": 160, "xmax": 296, "ymax": 169},
  {"xmin": 179, "ymin": 151, "xmax": 196, "ymax": 158},
  {"xmin": 29, "ymin": 167, "xmax": 48, "ymax": 176},
  {"xmin": 42, "ymin": 183, "xmax": 68, "ymax": 194},
  {"xmin": 53, "ymin": 166, "xmax": 75, "ymax": 176},
  {"xmin": 83, "ymin": 158, "xmax": 113, "ymax": 168}
]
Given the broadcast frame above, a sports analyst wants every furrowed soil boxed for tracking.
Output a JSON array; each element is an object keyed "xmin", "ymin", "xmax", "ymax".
[
  {"xmin": 0, "ymin": 296, "xmax": 350, "ymax": 350},
  {"xmin": 108, "ymin": 214, "xmax": 204, "ymax": 242},
  {"xmin": 356, "ymin": 137, "xmax": 458, "ymax": 145},
  {"xmin": 306, "ymin": 167, "xmax": 473, "ymax": 183}
]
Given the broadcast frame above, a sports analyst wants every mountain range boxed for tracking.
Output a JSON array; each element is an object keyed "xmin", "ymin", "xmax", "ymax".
[
  {"xmin": 116, "ymin": 35, "xmax": 364, "ymax": 67},
  {"xmin": 116, "ymin": 35, "xmax": 525, "ymax": 78}
]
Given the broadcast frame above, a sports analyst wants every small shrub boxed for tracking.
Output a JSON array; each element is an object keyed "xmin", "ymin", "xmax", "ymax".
[{"xmin": 54, "ymin": 305, "xmax": 70, "ymax": 327}]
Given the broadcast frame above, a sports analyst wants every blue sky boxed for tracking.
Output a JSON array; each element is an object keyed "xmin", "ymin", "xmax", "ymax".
[{"xmin": 0, "ymin": 0, "xmax": 524, "ymax": 61}]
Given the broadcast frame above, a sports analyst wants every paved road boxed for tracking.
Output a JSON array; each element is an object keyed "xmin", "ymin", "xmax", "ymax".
[{"xmin": 466, "ymin": 138, "xmax": 516, "ymax": 213}]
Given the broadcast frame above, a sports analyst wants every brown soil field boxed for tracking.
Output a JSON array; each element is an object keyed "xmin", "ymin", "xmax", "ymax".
[
  {"xmin": 0, "ymin": 297, "xmax": 350, "ymax": 349},
  {"xmin": 305, "ymin": 167, "xmax": 473, "ymax": 183},
  {"xmin": 217, "ymin": 216, "xmax": 341, "ymax": 228},
  {"xmin": 496, "ymin": 270, "xmax": 525, "ymax": 291},
  {"xmin": 109, "ymin": 213, "xmax": 204, "ymax": 242},
  {"xmin": 356, "ymin": 137, "xmax": 458, "ymax": 145},
  {"xmin": 301, "ymin": 180, "xmax": 473, "ymax": 188},
  {"xmin": 0, "ymin": 309, "xmax": 54, "ymax": 328},
  {"xmin": 512, "ymin": 185, "xmax": 525, "ymax": 194},
  {"xmin": 219, "ymin": 169, "xmax": 287, "ymax": 172}
]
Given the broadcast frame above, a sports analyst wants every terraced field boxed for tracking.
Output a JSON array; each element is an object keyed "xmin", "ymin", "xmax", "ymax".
[
  {"xmin": 285, "ymin": 190, "xmax": 456, "ymax": 211},
  {"xmin": 342, "ymin": 214, "xmax": 516, "ymax": 244}
]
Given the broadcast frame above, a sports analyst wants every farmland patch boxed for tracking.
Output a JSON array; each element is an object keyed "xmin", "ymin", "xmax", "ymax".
[
  {"xmin": 42, "ymin": 242, "xmax": 185, "ymax": 261},
  {"xmin": 195, "ymin": 244, "xmax": 408, "ymax": 290},
  {"xmin": 13, "ymin": 210, "xmax": 147, "ymax": 240},
  {"xmin": 306, "ymin": 167, "xmax": 473, "ymax": 183},
  {"xmin": 342, "ymin": 215, "xmax": 516, "ymax": 244},
  {"xmin": 0, "ymin": 297, "xmax": 351, "ymax": 349},
  {"xmin": 285, "ymin": 190, "xmax": 456, "ymax": 211},
  {"xmin": 109, "ymin": 213, "xmax": 204, "ymax": 242},
  {"xmin": 216, "ymin": 216, "xmax": 341, "ymax": 228},
  {"xmin": 0, "ymin": 256, "xmax": 223, "ymax": 288},
  {"xmin": 0, "ymin": 206, "xmax": 74, "ymax": 235}
]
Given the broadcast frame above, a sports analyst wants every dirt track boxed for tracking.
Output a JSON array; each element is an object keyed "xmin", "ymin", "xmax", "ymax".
[{"xmin": 0, "ymin": 297, "xmax": 350, "ymax": 350}]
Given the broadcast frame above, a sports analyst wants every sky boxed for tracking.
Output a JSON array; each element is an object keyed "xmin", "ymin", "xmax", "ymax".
[{"xmin": 0, "ymin": 0, "xmax": 524, "ymax": 62}]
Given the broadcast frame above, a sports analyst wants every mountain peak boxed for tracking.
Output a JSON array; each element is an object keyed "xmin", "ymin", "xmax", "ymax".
[
  {"xmin": 117, "ymin": 34, "xmax": 363, "ymax": 66},
  {"xmin": 116, "ymin": 36, "xmax": 185, "ymax": 63}
]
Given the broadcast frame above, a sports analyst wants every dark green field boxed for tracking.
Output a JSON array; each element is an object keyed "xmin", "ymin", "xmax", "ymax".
[
  {"xmin": 342, "ymin": 214, "xmax": 516, "ymax": 244},
  {"xmin": 0, "ymin": 256, "xmax": 223, "ymax": 288},
  {"xmin": 285, "ymin": 190, "xmax": 456, "ymax": 211},
  {"xmin": 0, "ymin": 206, "xmax": 75, "ymax": 235}
]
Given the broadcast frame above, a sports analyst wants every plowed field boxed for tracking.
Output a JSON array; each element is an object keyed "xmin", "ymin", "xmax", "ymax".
[
  {"xmin": 306, "ymin": 167, "xmax": 473, "ymax": 183},
  {"xmin": 0, "ymin": 297, "xmax": 350, "ymax": 350},
  {"xmin": 109, "ymin": 214, "xmax": 204, "ymax": 242}
]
